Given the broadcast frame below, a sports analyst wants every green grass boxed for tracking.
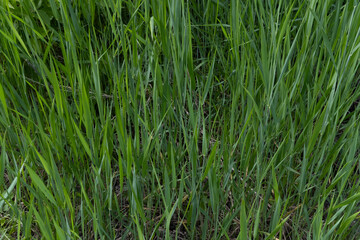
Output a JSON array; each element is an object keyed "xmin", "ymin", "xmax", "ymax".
[{"xmin": 0, "ymin": 0, "xmax": 360, "ymax": 239}]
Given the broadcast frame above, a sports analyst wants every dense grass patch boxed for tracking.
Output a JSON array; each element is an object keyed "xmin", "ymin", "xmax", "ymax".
[{"xmin": 1, "ymin": 0, "xmax": 360, "ymax": 239}]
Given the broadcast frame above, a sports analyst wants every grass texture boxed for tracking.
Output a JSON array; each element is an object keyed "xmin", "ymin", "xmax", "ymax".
[{"xmin": 1, "ymin": 0, "xmax": 360, "ymax": 239}]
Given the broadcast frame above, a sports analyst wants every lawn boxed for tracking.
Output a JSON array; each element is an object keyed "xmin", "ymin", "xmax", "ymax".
[{"xmin": 1, "ymin": 0, "xmax": 360, "ymax": 239}]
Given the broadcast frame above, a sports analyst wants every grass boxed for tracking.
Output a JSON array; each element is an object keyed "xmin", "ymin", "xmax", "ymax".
[{"xmin": 0, "ymin": 0, "xmax": 360, "ymax": 239}]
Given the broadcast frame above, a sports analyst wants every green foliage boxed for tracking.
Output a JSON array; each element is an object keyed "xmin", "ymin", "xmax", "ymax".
[{"xmin": 1, "ymin": 0, "xmax": 360, "ymax": 239}]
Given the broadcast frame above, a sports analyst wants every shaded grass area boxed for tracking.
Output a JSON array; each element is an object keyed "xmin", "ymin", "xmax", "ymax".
[{"xmin": 0, "ymin": 0, "xmax": 360, "ymax": 239}]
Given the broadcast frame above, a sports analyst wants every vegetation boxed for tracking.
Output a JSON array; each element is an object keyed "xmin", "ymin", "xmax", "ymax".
[{"xmin": 1, "ymin": 0, "xmax": 360, "ymax": 239}]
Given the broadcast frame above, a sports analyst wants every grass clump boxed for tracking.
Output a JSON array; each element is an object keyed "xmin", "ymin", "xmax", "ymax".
[{"xmin": 1, "ymin": 0, "xmax": 360, "ymax": 239}]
